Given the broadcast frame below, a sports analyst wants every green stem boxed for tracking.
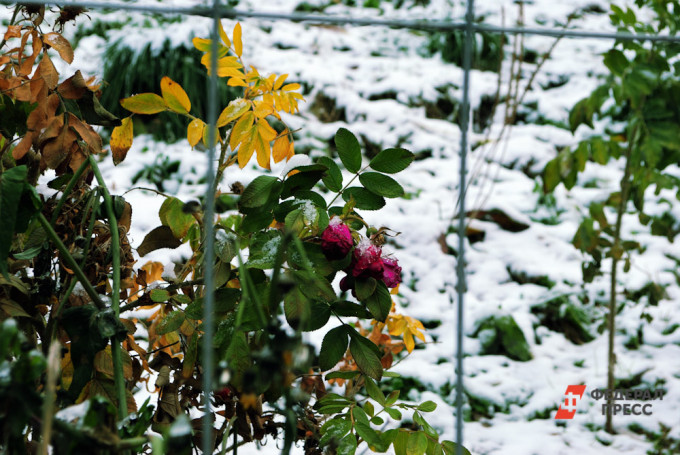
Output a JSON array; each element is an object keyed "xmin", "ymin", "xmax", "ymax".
[
  {"xmin": 37, "ymin": 213, "xmax": 105, "ymax": 309},
  {"xmin": 87, "ymin": 156, "xmax": 127, "ymax": 421},
  {"xmin": 50, "ymin": 158, "xmax": 91, "ymax": 226},
  {"xmin": 605, "ymin": 123, "xmax": 638, "ymax": 434},
  {"xmin": 327, "ymin": 164, "xmax": 369, "ymax": 207}
]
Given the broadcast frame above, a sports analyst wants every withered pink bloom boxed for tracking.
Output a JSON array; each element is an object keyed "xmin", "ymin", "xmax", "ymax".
[
  {"xmin": 381, "ymin": 257, "xmax": 402, "ymax": 288},
  {"xmin": 321, "ymin": 217, "xmax": 353, "ymax": 260},
  {"xmin": 351, "ymin": 239, "xmax": 383, "ymax": 279}
]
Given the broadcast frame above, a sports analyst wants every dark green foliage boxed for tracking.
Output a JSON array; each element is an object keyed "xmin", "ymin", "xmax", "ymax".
[
  {"xmin": 426, "ymin": 27, "xmax": 502, "ymax": 72},
  {"xmin": 474, "ymin": 315, "xmax": 532, "ymax": 361},
  {"xmin": 531, "ymin": 295, "xmax": 595, "ymax": 344}
]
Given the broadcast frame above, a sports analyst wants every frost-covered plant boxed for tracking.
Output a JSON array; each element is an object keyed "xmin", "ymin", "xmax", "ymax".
[{"xmin": 0, "ymin": 9, "xmax": 469, "ymax": 455}]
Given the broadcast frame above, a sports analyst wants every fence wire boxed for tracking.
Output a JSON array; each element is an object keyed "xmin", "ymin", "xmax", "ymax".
[{"xmin": 15, "ymin": 1, "xmax": 680, "ymax": 454}]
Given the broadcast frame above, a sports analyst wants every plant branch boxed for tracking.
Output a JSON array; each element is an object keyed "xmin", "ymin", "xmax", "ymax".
[
  {"xmin": 605, "ymin": 122, "xmax": 638, "ymax": 434},
  {"xmin": 88, "ymin": 155, "xmax": 127, "ymax": 421}
]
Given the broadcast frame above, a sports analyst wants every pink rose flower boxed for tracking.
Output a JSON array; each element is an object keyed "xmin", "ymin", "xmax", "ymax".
[
  {"xmin": 351, "ymin": 239, "xmax": 384, "ymax": 279},
  {"xmin": 321, "ymin": 217, "xmax": 353, "ymax": 260},
  {"xmin": 381, "ymin": 257, "xmax": 402, "ymax": 288}
]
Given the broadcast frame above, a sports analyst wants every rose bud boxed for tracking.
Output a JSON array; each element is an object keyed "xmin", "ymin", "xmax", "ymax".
[{"xmin": 321, "ymin": 216, "xmax": 353, "ymax": 260}]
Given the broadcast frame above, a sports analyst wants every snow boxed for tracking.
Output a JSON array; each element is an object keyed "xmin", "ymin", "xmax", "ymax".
[{"xmin": 19, "ymin": 0, "xmax": 680, "ymax": 453}]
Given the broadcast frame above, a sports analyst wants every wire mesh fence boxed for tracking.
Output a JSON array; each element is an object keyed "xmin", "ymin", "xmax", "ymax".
[{"xmin": 10, "ymin": 0, "xmax": 680, "ymax": 453}]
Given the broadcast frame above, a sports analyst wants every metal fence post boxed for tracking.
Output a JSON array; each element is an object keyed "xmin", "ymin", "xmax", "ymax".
[{"xmin": 201, "ymin": 0, "xmax": 221, "ymax": 453}]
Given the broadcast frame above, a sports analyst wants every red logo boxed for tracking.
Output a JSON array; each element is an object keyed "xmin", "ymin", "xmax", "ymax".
[{"xmin": 555, "ymin": 385, "xmax": 586, "ymax": 419}]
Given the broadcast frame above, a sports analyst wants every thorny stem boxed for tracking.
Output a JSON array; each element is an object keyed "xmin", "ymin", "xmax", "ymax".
[
  {"xmin": 605, "ymin": 122, "xmax": 638, "ymax": 434},
  {"xmin": 88, "ymin": 155, "xmax": 127, "ymax": 421}
]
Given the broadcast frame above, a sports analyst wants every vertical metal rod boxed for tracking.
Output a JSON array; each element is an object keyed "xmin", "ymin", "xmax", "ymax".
[
  {"xmin": 456, "ymin": 0, "xmax": 474, "ymax": 454},
  {"xmin": 202, "ymin": 0, "xmax": 221, "ymax": 453}
]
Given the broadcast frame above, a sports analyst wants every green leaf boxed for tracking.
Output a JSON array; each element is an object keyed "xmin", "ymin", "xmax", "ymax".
[
  {"xmin": 282, "ymin": 165, "xmax": 327, "ymax": 199},
  {"xmin": 365, "ymin": 280, "xmax": 392, "ymax": 322},
  {"xmin": 214, "ymin": 229, "xmax": 237, "ymax": 263},
  {"xmin": 385, "ymin": 389, "xmax": 400, "ymax": 406},
  {"xmin": 603, "ymin": 49, "xmax": 629, "ymax": 76},
  {"xmin": 136, "ymin": 225, "xmax": 182, "ymax": 256},
  {"xmin": 355, "ymin": 277, "xmax": 377, "ymax": 301},
  {"xmin": 591, "ymin": 137, "xmax": 609, "ymax": 165},
  {"xmin": 150, "ymin": 289, "xmax": 170, "ymax": 302},
  {"xmin": 247, "ymin": 230, "xmax": 282, "ymax": 269},
  {"xmin": 319, "ymin": 326, "xmax": 349, "ymax": 371},
  {"xmin": 393, "ymin": 430, "xmax": 409, "ymax": 455},
  {"xmin": 364, "ymin": 376, "xmax": 386, "ymax": 406},
  {"xmin": 359, "ymin": 172, "xmax": 404, "ymax": 198},
  {"xmin": 543, "ymin": 158, "xmax": 560, "ymax": 193},
  {"xmin": 318, "ymin": 157, "xmax": 343, "ymax": 192},
  {"xmin": 568, "ymin": 98, "xmax": 591, "ymax": 133},
  {"xmin": 156, "ymin": 311, "xmax": 185, "ymax": 335},
  {"xmin": 284, "ymin": 287, "xmax": 331, "ymax": 331},
  {"xmin": 294, "ymin": 270, "xmax": 336, "ymax": 301},
  {"xmin": 384, "ymin": 407, "xmax": 402, "ymax": 420},
  {"xmin": 325, "ymin": 370, "xmax": 361, "ymax": 380},
  {"xmin": 349, "ymin": 331, "xmax": 382, "ymax": 380},
  {"xmin": 224, "ymin": 330, "xmax": 251, "ymax": 388},
  {"xmin": 335, "ymin": 128, "xmax": 362, "ymax": 173},
  {"xmin": 364, "ymin": 401, "xmax": 375, "ymax": 417},
  {"xmin": 239, "ymin": 176, "xmax": 282, "ymax": 209},
  {"xmin": 417, "ymin": 401, "xmax": 437, "ymax": 412},
  {"xmin": 287, "ymin": 242, "xmax": 334, "ymax": 276},
  {"xmin": 320, "ymin": 419, "xmax": 352, "ymax": 447},
  {"xmin": 413, "ymin": 412, "xmax": 438, "ymax": 438},
  {"xmin": 406, "ymin": 432, "xmax": 428, "ymax": 455},
  {"xmin": 369, "ymin": 148, "xmax": 414, "ymax": 174},
  {"xmin": 120, "ymin": 93, "xmax": 167, "ymax": 114},
  {"xmin": 331, "ymin": 300, "xmax": 373, "ymax": 319},
  {"xmin": 338, "ymin": 433, "xmax": 357, "ymax": 455},
  {"xmin": 186, "ymin": 288, "xmax": 241, "ymax": 319},
  {"xmin": 159, "ymin": 197, "xmax": 196, "ymax": 239},
  {"xmin": 352, "ymin": 407, "xmax": 388, "ymax": 451},
  {"xmin": 342, "ymin": 187, "xmax": 385, "ymax": 211},
  {"xmin": 441, "ymin": 441, "xmax": 472, "ymax": 455}
]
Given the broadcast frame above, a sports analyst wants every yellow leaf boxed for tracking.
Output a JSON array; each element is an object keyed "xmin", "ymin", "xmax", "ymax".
[
  {"xmin": 192, "ymin": 37, "xmax": 212, "ymax": 52},
  {"xmin": 287, "ymin": 141, "xmax": 295, "ymax": 161},
  {"xmin": 187, "ymin": 118, "xmax": 205, "ymax": 148},
  {"xmin": 160, "ymin": 76, "xmax": 191, "ymax": 114},
  {"xmin": 218, "ymin": 67, "xmax": 245, "ymax": 79},
  {"xmin": 232, "ymin": 116, "xmax": 275, "ymax": 169},
  {"xmin": 274, "ymin": 74, "xmax": 288, "ymax": 90},
  {"xmin": 272, "ymin": 131, "xmax": 290, "ymax": 163},
  {"xmin": 230, "ymin": 111, "xmax": 254, "ymax": 152},
  {"xmin": 233, "ymin": 23, "xmax": 243, "ymax": 57},
  {"xmin": 227, "ymin": 77, "xmax": 247, "ymax": 87},
  {"xmin": 120, "ymin": 93, "xmax": 166, "ymax": 114},
  {"xmin": 218, "ymin": 21, "xmax": 231, "ymax": 47},
  {"xmin": 200, "ymin": 47, "xmax": 230, "ymax": 69},
  {"xmin": 282, "ymin": 83, "xmax": 301, "ymax": 92},
  {"xmin": 403, "ymin": 331, "xmax": 415, "ymax": 353},
  {"xmin": 217, "ymin": 98, "xmax": 250, "ymax": 127},
  {"xmin": 110, "ymin": 116, "xmax": 133, "ymax": 165},
  {"xmin": 253, "ymin": 100, "xmax": 274, "ymax": 119}
]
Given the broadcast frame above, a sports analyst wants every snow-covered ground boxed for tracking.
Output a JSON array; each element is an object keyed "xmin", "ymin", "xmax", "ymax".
[{"xmin": 27, "ymin": 0, "xmax": 680, "ymax": 453}]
